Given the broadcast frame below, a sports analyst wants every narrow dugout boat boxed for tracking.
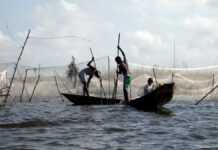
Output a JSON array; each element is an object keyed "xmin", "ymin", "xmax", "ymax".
[{"xmin": 61, "ymin": 82, "xmax": 174, "ymax": 111}]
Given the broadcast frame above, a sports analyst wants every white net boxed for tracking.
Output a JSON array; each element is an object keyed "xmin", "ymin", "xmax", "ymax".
[{"xmin": 1, "ymin": 58, "xmax": 218, "ymax": 103}]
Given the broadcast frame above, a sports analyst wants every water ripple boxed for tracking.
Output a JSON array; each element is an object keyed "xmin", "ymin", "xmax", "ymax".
[{"xmin": 0, "ymin": 99, "xmax": 218, "ymax": 150}]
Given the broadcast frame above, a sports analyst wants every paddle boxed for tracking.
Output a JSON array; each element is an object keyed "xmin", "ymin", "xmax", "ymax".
[
  {"xmin": 89, "ymin": 48, "xmax": 106, "ymax": 98},
  {"xmin": 112, "ymin": 33, "xmax": 120, "ymax": 99},
  {"xmin": 195, "ymin": 85, "xmax": 218, "ymax": 105}
]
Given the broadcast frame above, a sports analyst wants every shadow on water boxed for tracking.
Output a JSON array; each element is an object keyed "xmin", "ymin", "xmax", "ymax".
[
  {"xmin": 0, "ymin": 119, "xmax": 59, "ymax": 128},
  {"xmin": 156, "ymin": 107, "xmax": 175, "ymax": 116},
  {"xmin": 126, "ymin": 105, "xmax": 175, "ymax": 116}
]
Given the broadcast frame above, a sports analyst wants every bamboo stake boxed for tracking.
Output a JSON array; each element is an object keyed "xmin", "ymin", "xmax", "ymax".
[
  {"xmin": 20, "ymin": 69, "xmax": 28, "ymax": 102},
  {"xmin": 108, "ymin": 56, "xmax": 110, "ymax": 98},
  {"xmin": 152, "ymin": 66, "xmax": 158, "ymax": 86},
  {"xmin": 195, "ymin": 85, "xmax": 218, "ymax": 105},
  {"xmin": 29, "ymin": 66, "xmax": 40, "ymax": 102},
  {"xmin": 54, "ymin": 71, "xmax": 72, "ymax": 94},
  {"xmin": 54, "ymin": 76, "xmax": 64, "ymax": 102},
  {"xmin": 4, "ymin": 29, "xmax": 31, "ymax": 104}
]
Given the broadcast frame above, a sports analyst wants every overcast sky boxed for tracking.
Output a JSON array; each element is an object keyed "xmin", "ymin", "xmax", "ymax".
[{"xmin": 1, "ymin": 0, "xmax": 218, "ymax": 67}]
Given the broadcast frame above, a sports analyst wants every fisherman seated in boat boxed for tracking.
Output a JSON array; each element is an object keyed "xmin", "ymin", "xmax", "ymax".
[
  {"xmin": 79, "ymin": 57, "xmax": 101, "ymax": 96},
  {"xmin": 115, "ymin": 46, "xmax": 131, "ymax": 103},
  {"xmin": 144, "ymin": 78, "xmax": 155, "ymax": 95}
]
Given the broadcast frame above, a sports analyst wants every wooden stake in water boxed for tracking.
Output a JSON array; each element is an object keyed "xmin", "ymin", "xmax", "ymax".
[
  {"xmin": 108, "ymin": 56, "xmax": 111, "ymax": 98},
  {"xmin": 20, "ymin": 69, "xmax": 29, "ymax": 102},
  {"xmin": 29, "ymin": 66, "xmax": 41, "ymax": 102},
  {"xmin": 54, "ymin": 76, "xmax": 64, "ymax": 102},
  {"xmin": 4, "ymin": 29, "xmax": 31, "ymax": 104},
  {"xmin": 195, "ymin": 85, "xmax": 218, "ymax": 105}
]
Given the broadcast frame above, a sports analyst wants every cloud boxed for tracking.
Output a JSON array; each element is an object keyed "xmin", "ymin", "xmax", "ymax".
[
  {"xmin": 1, "ymin": 0, "xmax": 218, "ymax": 68},
  {"xmin": 0, "ymin": 31, "xmax": 19, "ymax": 62},
  {"xmin": 184, "ymin": 16, "xmax": 218, "ymax": 33},
  {"xmin": 22, "ymin": 0, "xmax": 116, "ymax": 66},
  {"xmin": 125, "ymin": 30, "xmax": 164, "ymax": 56}
]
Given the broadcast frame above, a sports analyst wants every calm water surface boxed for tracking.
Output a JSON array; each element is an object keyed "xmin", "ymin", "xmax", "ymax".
[{"xmin": 0, "ymin": 98, "xmax": 218, "ymax": 150}]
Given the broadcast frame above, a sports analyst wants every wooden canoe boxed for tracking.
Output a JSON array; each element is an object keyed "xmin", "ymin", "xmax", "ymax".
[{"xmin": 61, "ymin": 82, "xmax": 174, "ymax": 111}]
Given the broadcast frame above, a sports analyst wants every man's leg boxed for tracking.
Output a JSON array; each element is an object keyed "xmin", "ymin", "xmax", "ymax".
[
  {"xmin": 123, "ymin": 77, "xmax": 129, "ymax": 103},
  {"xmin": 82, "ymin": 82, "xmax": 86, "ymax": 96},
  {"xmin": 123, "ymin": 88, "xmax": 129, "ymax": 103},
  {"xmin": 83, "ymin": 82, "xmax": 89, "ymax": 96}
]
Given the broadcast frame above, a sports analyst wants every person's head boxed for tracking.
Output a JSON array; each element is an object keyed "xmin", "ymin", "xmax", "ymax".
[
  {"xmin": 95, "ymin": 70, "xmax": 101, "ymax": 78},
  {"xmin": 147, "ymin": 78, "xmax": 153, "ymax": 85},
  {"xmin": 72, "ymin": 56, "xmax": 75, "ymax": 62},
  {"xmin": 115, "ymin": 56, "xmax": 122, "ymax": 64}
]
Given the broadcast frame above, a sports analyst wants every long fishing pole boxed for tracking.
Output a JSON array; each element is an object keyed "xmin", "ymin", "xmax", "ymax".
[
  {"xmin": 112, "ymin": 33, "xmax": 120, "ymax": 99},
  {"xmin": 89, "ymin": 48, "xmax": 106, "ymax": 98},
  {"xmin": 90, "ymin": 48, "xmax": 96, "ymax": 67},
  {"xmin": 4, "ymin": 29, "xmax": 31, "ymax": 104},
  {"xmin": 152, "ymin": 66, "xmax": 158, "ymax": 86}
]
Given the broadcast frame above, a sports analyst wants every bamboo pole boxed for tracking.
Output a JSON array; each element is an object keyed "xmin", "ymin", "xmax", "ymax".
[
  {"xmin": 29, "ymin": 66, "xmax": 40, "ymax": 102},
  {"xmin": 4, "ymin": 29, "xmax": 31, "ymax": 104},
  {"xmin": 108, "ymin": 56, "xmax": 110, "ymax": 98},
  {"xmin": 195, "ymin": 85, "xmax": 218, "ymax": 105},
  {"xmin": 54, "ymin": 76, "xmax": 64, "ymax": 102},
  {"xmin": 54, "ymin": 71, "xmax": 72, "ymax": 94},
  {"xmin": 152, "ymin": 66, "xmax": 158, "ymax": 86},
  {"xmin": 20, "ymin": 69, "xmax": 28, "ymax": 102}
]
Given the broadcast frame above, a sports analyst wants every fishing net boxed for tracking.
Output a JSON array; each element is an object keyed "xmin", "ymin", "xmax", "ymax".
[
  {"xmin": 129, "ymin": 64, "xmax": 218, "ymax": 101},
  {"xmin": 1, "ymin": 58, "xmax": 218, "ymax": 103}
]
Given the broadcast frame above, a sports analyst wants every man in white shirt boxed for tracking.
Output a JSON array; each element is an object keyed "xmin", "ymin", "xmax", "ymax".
[{"xmin": 144, "ymin": 78, "xmax": 155, "ymax": 95}]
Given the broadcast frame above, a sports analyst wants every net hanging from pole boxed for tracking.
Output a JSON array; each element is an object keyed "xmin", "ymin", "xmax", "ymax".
[{"xmin": 1, "ymin": 59, "xmax": 218, "ymax": 103}]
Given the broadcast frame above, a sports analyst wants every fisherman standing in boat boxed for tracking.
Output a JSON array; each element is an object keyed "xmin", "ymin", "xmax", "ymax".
[
  {"xmin": 67, "ymin": 56, "xmax": 78, "ymax": 88},
  {"xmin": 79, "ymin": 57, "xmax": 101, "ymax": 96},
  {"xmin": 115, "ymin": 46, "xmax": 131, "ymax": 103}
]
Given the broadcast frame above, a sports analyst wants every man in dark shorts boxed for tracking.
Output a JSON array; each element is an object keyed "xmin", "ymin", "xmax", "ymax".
[
  {"xmin": 115, "ymin": 46, "xmax": 131, "ymax": 103},
  {"xmin": 79, "ymin": 57, "xmax": 101, "ymax": 96}
]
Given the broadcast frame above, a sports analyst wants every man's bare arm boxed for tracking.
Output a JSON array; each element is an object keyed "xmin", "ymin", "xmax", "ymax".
[
  {"xmin": 117, "ymin": 46, "xmax": 127, "ymax": 64},
  {"xmin": 87, "ymin": 57, "xmax": 94, "ymax": 67}
]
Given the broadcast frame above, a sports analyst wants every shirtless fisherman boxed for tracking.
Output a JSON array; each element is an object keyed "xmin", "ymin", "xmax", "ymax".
[{"xmin": 115, "ymin": 46, "xmax": 131, "ymax": 103}]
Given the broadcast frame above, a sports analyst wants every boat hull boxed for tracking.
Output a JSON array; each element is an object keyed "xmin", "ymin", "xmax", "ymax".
[
  {"xmin": 61, "ymin": 82, "xmax": 174, "ymax": 111},
  {"xmin": 128, "ymin": 83, "xmax": 174, "ymax": 111},
  {"xmin": 61, "ymin": 93, "xmax": 121, "ymax": 105}
]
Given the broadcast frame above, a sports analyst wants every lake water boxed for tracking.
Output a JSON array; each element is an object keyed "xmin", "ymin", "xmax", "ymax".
[{"xmin": 0, "ymin": 98, "xmax": 218, "ymax": 150}]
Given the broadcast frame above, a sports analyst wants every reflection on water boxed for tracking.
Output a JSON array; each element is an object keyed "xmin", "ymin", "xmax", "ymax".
[{"xmin": 0, "ymin": 99, "xmax": 218, "ymax": 150}]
